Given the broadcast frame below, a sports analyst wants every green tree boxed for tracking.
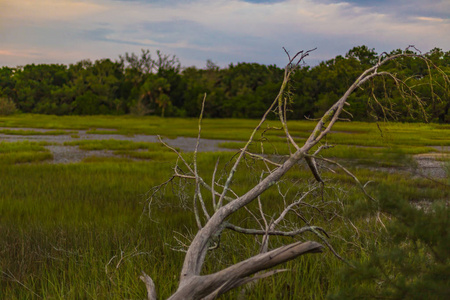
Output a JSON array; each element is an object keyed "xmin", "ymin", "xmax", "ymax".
[
  {"xmin": 13, "ymin": 64, "xmax": 69, "ymax": 113},
  {"xmin": 0, "ymin": 46, "xmax": 447, "ymax": 121},
  {"xmin": 346, "ymin": 45, "xmax": 378, "ymax": 66},
  {"xmin": 180, "ymin": 66, "xmax": 205, "ymax": 117},
  {"xmin": 0, "ymin": 67, "xmax": 17, "ymax": 102},
  {"xmin": 72, "ymin": 59, "xmax": 123, "ymax": 115},
  {"xmin": 0, "ymin": 97, "xmax": 17, "ymax": 115},
  {"xmin": 139, "ymin": 76, "xmax": 171, "ymax": 117}
]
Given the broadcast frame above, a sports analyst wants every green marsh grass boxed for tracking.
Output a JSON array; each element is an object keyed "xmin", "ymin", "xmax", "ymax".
[
  {"xmin": 0, "ymin": 141, "xmax": 52, "ymax": 164},
  {"xmin": 113, "ymin": 150, "xmax": 179, "ymax": 161},
  {"xmin": 2, "ymin": 114, "xmax": 449, "ymax": 149},
  {"xmin": 64, "ymin": 139, "xmax": 168, "ymax": 151},
  {"xmin": 0, "ymin": 129, "xmax": 74, "ymax": 136},
  {"xmin": 0, "ymin": 153, "xmax": 448, "ymax": 299},
  {"xmin": 1, "ymin": 152, "xmax": 447, "ymax": 299},
  {"xmin": 1, "ymin": 115, "xmax": 449, "ymax": 299},
  {"xmin": 219, "ymin": 140, "xmax": 437, "ymax": 169},
  {"xmin": 81, "ymin": 156, "xmax": 134, "ymax": 163},
  {"xmin": 0, "ymin": 161, "xmax": 182, "ymax": 299},
  {"xmin": 63, "ymin": 139, "xmax": 178, "ymax": 161}
]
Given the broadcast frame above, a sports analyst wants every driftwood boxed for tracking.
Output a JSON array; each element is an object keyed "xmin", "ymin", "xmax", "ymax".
[{"xmin": 141, "ymin": 47, "xmax": 447, "ymax": 299}]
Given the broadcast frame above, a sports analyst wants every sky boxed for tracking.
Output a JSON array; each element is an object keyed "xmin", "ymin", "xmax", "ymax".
[{"xmin": 0, "ymin": 0, "xmax": 449, "ymax": 68}]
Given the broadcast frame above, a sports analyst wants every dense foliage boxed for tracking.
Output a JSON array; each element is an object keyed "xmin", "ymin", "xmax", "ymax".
[
  {"xmin": 1, "ymin": 46, "xmax": 449, "ymax": 122},
  {"xmin": 330, "ymin": 183, "xmax": 450, "ymax": 300}
]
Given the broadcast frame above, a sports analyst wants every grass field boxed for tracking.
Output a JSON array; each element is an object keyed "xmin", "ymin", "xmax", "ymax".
[
  {"xmin": 1, "ymin": 114, "xmax": 450, "ymax": 146},
  {"xmin": 0, "ymin": 114, "xmax": 449, "ymax": 299}
]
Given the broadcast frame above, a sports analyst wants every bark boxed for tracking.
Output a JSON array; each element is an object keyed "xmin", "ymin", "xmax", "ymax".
[
  {"xmin": 140, "ymin": 272, "xmax": 157, "ymax": 300},
  {"xmin": 168, "ymin": 241, "xmax": 323, "ymax": 300}
]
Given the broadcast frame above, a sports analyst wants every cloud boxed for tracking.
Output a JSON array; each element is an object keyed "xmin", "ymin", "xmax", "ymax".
[
  {"xmin": 0, "ymin": 0, "xmax": 107, "ymax": 23},
  {"xmin": 0, "ymin": 50, "xmax": 38, "ymax": 58},
  {"xmin": 0, "ymin": 0, "xmax": 449, "ymax": 68},
  {"xmin": 324, "ymin": 0, "xmax": 450, "ymax": 19},
  {"xmin": 241, "ymin": 0, "xmax": 287, "ymax": 3},
  {"xmin": 416, "ymin": 16, "xmax": 446, "ymax": 23}
]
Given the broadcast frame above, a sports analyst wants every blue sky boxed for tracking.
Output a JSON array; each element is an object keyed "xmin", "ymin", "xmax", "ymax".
[{"xmin": 0, "ymin": 0, "xmax": 448, "ymax": 68}]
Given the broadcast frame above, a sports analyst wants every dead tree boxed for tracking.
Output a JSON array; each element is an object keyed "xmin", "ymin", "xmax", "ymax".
[{"xmin": 141, "ymin": 47, "xmax": 448, "ymax": 300}]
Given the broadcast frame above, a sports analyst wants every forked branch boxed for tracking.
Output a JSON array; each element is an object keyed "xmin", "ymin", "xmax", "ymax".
[{"xmin": 141, "ymin": 47, "xmax": 447, "ymax": 299}]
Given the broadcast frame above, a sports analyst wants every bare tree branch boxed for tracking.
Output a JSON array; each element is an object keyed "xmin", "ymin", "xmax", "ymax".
[
  {"xmin": 168, "ymin": 241, "xmax": 323, "ymax": 300},
  {"xmin": 141, "ymin": 48, "xmax": 448, "ymax": 299},
  {"xmin": 140, "ymin": 272, "xmax": 157, "ymax": 300}
]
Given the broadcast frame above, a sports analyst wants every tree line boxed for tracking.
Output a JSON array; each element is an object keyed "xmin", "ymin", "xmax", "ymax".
[{"xmin": 0, "ymin": 46, "xmax": 449, "ymax": 122}]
